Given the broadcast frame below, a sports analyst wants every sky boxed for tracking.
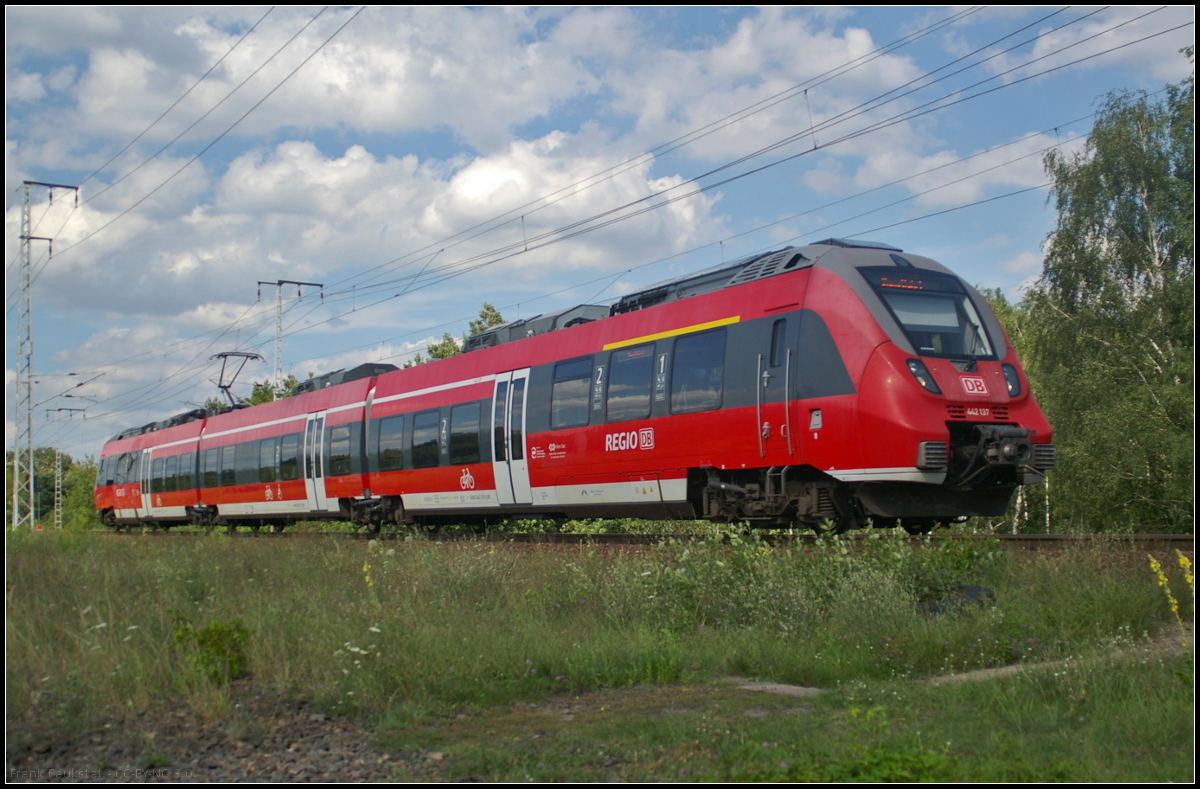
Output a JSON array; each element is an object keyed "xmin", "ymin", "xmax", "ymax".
[{"xmin": 5, "ymin": 5, "xmax": 1195, "ymax": 459}]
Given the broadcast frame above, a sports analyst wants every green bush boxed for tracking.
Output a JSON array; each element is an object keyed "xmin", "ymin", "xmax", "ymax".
[{"xmin": 171, "ymin": 617, "xmax": 251, "ymax": 683}]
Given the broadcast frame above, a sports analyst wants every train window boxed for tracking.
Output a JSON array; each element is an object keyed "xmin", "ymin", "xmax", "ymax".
[
  {"xmin": 671, "ymin": 329, "xmax": 726, "ymax": 414},
  {"xmin": 151, "ymin": 458, "xmax": 165, "ymax": 494},
  {"xmin": 259, "ymin": 438, "xmax": 278, "ymax": 483},
  {"xmin": 861, "ymin": 267, "xmax": 996, "ymax": 360},
  {"xmin": 280, "ymin": 434, "xmax": 301, "ymax": 481},
  {"xmin": 412, "ymin": 411, "xmax": 440, "ymax": 469},
  {"xmin": 178, "ymin": 453, "xmax": 194, "ymax": 490},
  {"xmin": 329, "ymin": 426, "xmax": 352, "ymax": 476},
  {"xmin": 203, "ymin": 449, "xmax": 219, "ymax": 488},
  {"xmin": 607, "ymin": 344, "xmax": 654, "ymax": 422},
  {"xmin": 164, "ymin": 455, "xmax": 179, "ymax": 492},
  {"xmin": 114, "ymin": 453, "xmax": 130, "ymax": 485},
  {"xmin": 770, "ymin": 319, "xmax": 787, "ymax": 368},
  {"xmin": 235, "ymin": 442, "xmax": 258, "ymax": 485},
  {"xmin": 450, "ymin": 403, "xmax": 481, "ymax": 465},
  {"xmin": 552, "ymin": 358, "xmax": 591, "ymax": 429},
  {"xmin": 378, "ymin": 416, "xmax": 404, "ymax": 472},
  {"xmin": 220, "ymin": 446, "xmax": 236, "ymax": 487}
]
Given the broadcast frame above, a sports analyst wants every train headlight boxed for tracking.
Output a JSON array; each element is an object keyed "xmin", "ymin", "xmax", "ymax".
[
  {"xmin": 906, "ymin": 359, "xmax": 942, "ymax": 394},
  {"xmin": 1001, "ymin": 364, "xmax": 1022, "ymax": 397}
]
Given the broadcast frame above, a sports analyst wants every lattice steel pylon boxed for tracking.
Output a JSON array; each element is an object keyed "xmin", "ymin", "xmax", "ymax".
[
  {"xmin": 11, "ymin": 181, "xmax": 77, "ymax": 531},
  {"xmin": 47, "ymin": 408, "xmax": 85, "ymax": 530},
  {"xmin": 256, "ymin": 279, "xmax": 323, "ymax": 398}
]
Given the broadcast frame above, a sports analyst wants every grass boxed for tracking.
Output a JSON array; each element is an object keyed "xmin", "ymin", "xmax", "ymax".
[
  {"xmin": 374, "ymin": 649, "xmax": 1193, "ymax": 782},
  {"xmin": 6, "ymin": 528, "xmax": 1192, "ymax": 781}
]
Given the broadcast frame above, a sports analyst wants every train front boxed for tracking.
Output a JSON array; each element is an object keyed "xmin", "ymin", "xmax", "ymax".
[{"xmin": 832, "ymin": 246, "xmax": 1054, "ymax": 526}]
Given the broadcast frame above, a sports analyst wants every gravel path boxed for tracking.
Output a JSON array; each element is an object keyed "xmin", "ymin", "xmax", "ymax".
[{"xmin": 7, "ymin": 683, "xmax": 410, "ymax": 783}]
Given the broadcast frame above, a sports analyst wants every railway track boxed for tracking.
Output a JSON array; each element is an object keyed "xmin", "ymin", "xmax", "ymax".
[{"xmin": 90, "ymin": 528, "xmax": 1193, "ymax": 553}]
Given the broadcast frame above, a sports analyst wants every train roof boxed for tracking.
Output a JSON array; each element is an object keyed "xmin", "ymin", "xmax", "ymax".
[{"xmin": 464, "ymin": 238, "xmax": 909, "ymax": 353}]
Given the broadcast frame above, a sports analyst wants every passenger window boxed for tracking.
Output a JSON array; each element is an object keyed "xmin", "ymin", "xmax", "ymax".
[
  {"xmin": 280, "ymin": 434, "xmax": 300, "ymax": 481},
  {"xmin": 220, "ymin": 446, "xmax": 237, "ymax": 487},
  {"xmin": 671, "ymin": 329, "xmax": 727, "ymax": 414},
  {"xmin": 203, "ymin": 449, "xmax": 220, "ymax": 488},
  {"xmin": 378, "ymin": 416, "xmax": 404, "ymax": 472},
  {"xmin": 412, "ymin": 411, "xmax": 440, "ymax": 469},
  {"xmin": 450, "ymin": 403, "xmax": 482, "ymax": 465},
  {"xmin": 551, "ymin": 358, "xmax": 591, "ymax": 429},
  {"xmin": 235, "ymin": 442, "xmax": 258, "ymax": 485},
  {"xmin": 151, "ymin": 458, "xmax": 165, "ymax": 494},
  {"xmin": 607, "ymin": 344, "xmax": 654, "ymax": 422},
  {"xmin": 329, "ymin": 426, "xmax": 352, "ymax": 476},
  {"xmin": 178, "ymin": 453, "xmax": 193, "ymax": 490},
  {"xmin": 164, "ymin": 455, "xmax": 178, "ymax": 492},
  {"xmin": 259, "ymin": 438, "xmax": 278, "ymax": 483}
]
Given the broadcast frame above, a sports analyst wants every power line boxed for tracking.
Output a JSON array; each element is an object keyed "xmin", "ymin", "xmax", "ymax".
[
  {"xmin": 280, "ymin": 13, "xmax": 1183, "ymax": 326},
  {"xmin": 41, "ymin": 7, "xmax": 364, "ymax": 263},
  {"xmin": 81, "ymin": 7, "xmax": 320, "ymax": 208},
  {"xmin": 76, "ymin": 7, "xmax": 277, "ymax": 192}
]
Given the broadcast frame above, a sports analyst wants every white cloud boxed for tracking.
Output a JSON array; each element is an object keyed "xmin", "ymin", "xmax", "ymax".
[
  {"xmin": 999, "ymin": 250, "xmax": 1043, "ymax": 274},
  {"xmin": 5, "ymin": 70, "xmax": 44, "ymax": 102},
  {"xmin": 976, "ymin": 7, "xmax": 1195, "ymax": 83}
]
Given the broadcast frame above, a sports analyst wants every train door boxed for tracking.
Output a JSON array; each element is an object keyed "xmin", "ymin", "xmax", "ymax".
[
  {"xmin": 759, "ymin": 317, "xmax": 797, "ymax": 459},
  {"xmin": 136, "ymin": 448, "xmax": 154, "ymax": 519},
  {"xmin": 491, "ymin": 368, "xmax": 533, "ymax": 505},
  {"xmin": 303, "ymin": 411, "xmax": 333, "ymax": 512}
]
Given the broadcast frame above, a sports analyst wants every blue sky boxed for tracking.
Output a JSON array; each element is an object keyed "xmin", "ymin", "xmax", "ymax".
[{"xmin": 5, "ymin": 6, "xmax": 1194, "ymax": 457}]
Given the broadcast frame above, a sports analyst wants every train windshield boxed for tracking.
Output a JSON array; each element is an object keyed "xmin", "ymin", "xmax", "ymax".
[{"xmin": 860, "ymin": 267, "xmax": 996, "ymax": 360}]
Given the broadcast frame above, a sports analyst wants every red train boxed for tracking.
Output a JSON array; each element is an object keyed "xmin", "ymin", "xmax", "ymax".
[{"xmin": 94, "ymin": 238, "xmax": 1054, "ymax": 534}]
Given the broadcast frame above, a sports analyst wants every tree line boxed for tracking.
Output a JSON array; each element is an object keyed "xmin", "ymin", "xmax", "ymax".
[{"xmin": 988, "ymin": 50, "xmax": 1193, "ymax": 533}]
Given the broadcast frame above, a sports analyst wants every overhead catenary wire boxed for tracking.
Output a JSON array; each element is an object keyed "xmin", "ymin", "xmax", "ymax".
[
  {"xmin": 298, "ymin": 5, "xmax": 1122, "ymax": 307},
  {"xmin": 265, "ymin": 13, "xmax": 1184, "ymax": 325},
  {"xmin": 79, "ymin": 7, "xmax": 319, "ymax": 209},
  {"xmin": 32, "ymin": 6, "xmax": 365, "ymax": 264},
  {"xmin": 76, "ymin": 7, "xmax": 277, "ymax": 193},
  {"xmin": 317, "ymin": 5, "xmax": 993, "ymax": 295}
]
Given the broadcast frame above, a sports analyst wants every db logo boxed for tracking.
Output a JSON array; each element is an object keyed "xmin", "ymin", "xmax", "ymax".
[
  {"xmin": 961, "ymin": 376, "xmax": 989, "ymax": 395},
  {"xmin": 605, "ymin": 428, "xmax": 655, "ymax": 452},
  {"xmin": 459, "ymin": 468, "xmax": 476, "ymax": 490}
]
